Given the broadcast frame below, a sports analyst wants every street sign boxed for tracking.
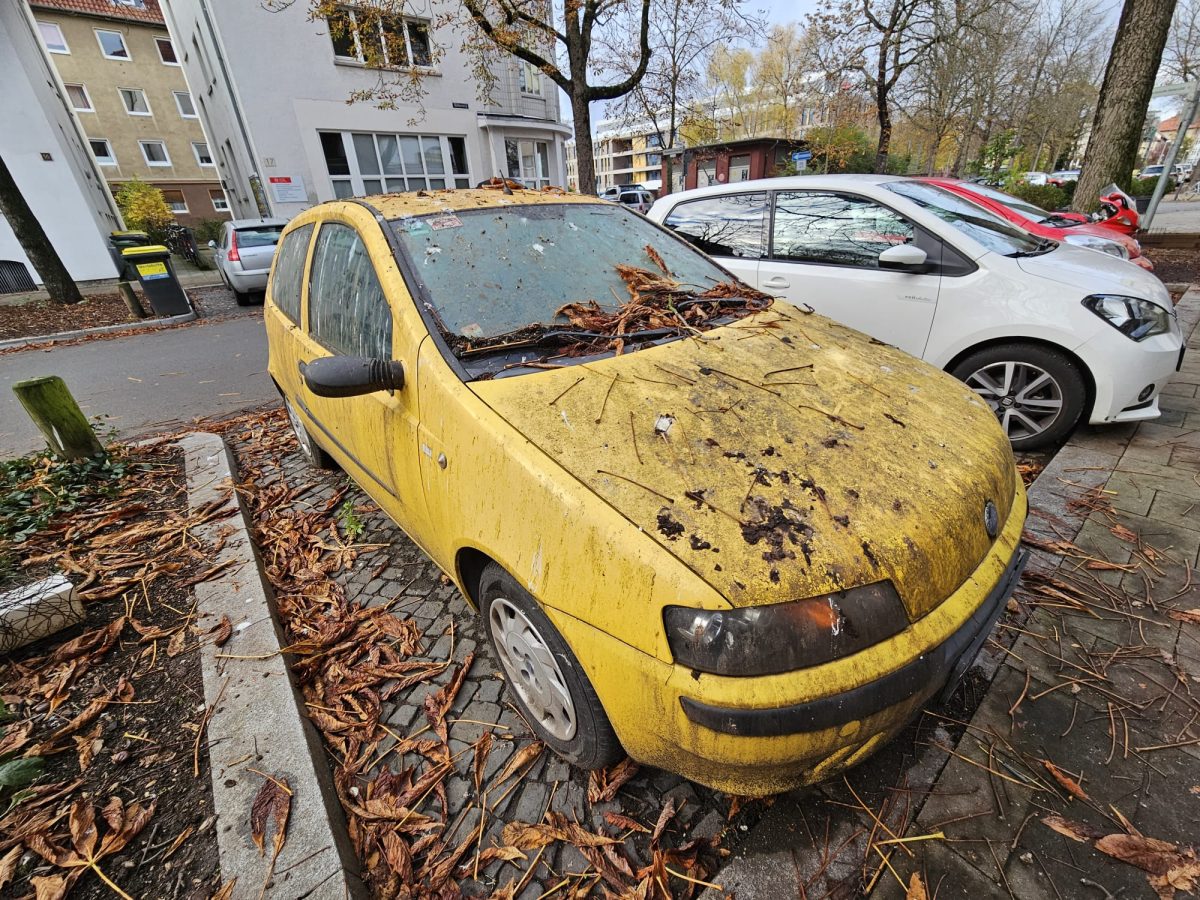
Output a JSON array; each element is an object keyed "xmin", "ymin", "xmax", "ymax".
[
  {"xmin": 1151, "ymin": 82, "xmax": 1195, "ymax": 99},
  {"xmin": 791, "ymin": 150, "xmax": 813, "ymax": 162}
]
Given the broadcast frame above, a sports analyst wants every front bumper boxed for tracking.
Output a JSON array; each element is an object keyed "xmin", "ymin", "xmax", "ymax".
[
  {"xmin": 1079, "ymin": 321, "xmax": 1185, "ymax": 424},
  {"xmin": 547, "ymin": 474, "xmax": 1028, "ymax": 796}
]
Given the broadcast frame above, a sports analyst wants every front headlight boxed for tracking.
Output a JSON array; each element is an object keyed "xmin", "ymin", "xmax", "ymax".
[
  {"xmin": 1064, "ymin": 234, "xmax": 1129, "ymax": 258},
  {"xmin": 663, "ymin": 582, "xmax": 909, "ymax": 677},
  {"xmin": 1083, "ymin": 294, "xmax": 1173, "ymax": 341}
]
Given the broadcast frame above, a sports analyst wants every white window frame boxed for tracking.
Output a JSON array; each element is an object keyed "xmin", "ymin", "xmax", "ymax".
[
  {"xmin": 162, "ymin": 190, "xmax": 188, "ymax": 214},
  {"xmin": 174, "ymin": 91, "xmax": 197, "ymax": 119},
  {"xmin": 210, "ymin": 190, "xmax": 230, "ymax": 212},
  {"xmin": 518, "ymin": 60, "xmax": 542, "ymax": 96},
  {"xmin": 118, "ymin": 87, "xmax": 152, "ymax": 116},
  {"xmin": 138, "ymin": 140, "xmax": 171, "ymax": 167},
  {"xmin": 112, "ymin": 0, "xmax": 146, "ymax": 8},
  {"xmin": 192, "ymin": 141, "xmax": 214, "ymax": 167},
  {"xmin": 505, "ymin": 138, "xmax": 552, "ymax": 189},
  {"xmin": 156, "ymin": 37, "xmax": 179, "ymax": 65},
  {"xmin": 38, "ymin": 21, "xmax": 69, "ymax": 54},
  {"xmin": 96, "ymin": 29, "xmax": 131, "ymax": 60},
  {"xmin": 327, "ymin": 9, "xmax": 434, "ymax": 71},
  {"xmin": 89, "ymin": 139, "xmax": 117, "ymax": 166},
  {"xmin": 64, "ymin": 83, "xmax": 93, "ymax": 112},
  {"xmin": 320, "ymin": 131, "xmax": 469, "ymax": 198}
]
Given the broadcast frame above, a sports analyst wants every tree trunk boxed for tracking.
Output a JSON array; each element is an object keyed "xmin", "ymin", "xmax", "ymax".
[
  {"xmin": 1074, "ymin": 0, "xmax": 1179, "ymax": 212},
  {"xmin": 874, "ymin": 99, "xmax": 893, "ymax": 174},
  {"xmin": 0, "ymin": 155, "xmax": 84, "ymax": 304},
  {"xmin": 571, "ymin": 93, "xmax": 596, "ymax": 194}
]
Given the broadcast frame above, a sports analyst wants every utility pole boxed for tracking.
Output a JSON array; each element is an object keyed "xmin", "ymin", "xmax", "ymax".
[{"xmin": 1143, "ymin": 80, "xmax": 1200, "ymax": 230}]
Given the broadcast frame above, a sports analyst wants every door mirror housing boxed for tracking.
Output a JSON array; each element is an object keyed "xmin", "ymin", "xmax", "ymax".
[
  {"xmin": 299, "ymin": 356, "xmax": 405, "ymax": 398},
  {"xmin": 878, "ymin": 244, "xmax": 928, "ymax": 271},
  {"xmin": 208, "ymin": 240, "xmax": 217, "ymax": 250}
]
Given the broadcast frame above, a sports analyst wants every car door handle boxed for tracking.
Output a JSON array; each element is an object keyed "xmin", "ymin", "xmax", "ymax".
[{"xmin": 762, "ymin": 276, "xmax": 790, "ymax": 289}]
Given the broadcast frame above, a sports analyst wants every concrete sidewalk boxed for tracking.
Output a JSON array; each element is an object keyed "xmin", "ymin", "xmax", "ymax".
[{"xmin": 709, "ymin": 290, "xmax": 1200, "ymax": 899}]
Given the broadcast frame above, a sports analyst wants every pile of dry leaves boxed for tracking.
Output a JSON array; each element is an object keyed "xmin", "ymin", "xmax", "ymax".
[
  {"xmin": 228, "ymin": 408, "xmax": 732, "ymax": 898},
  {"xmin": 0, "ymin": 442, "xmax": 227, "ymax": 898}
]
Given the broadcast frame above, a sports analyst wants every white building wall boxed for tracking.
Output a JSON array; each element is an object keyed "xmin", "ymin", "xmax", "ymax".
[
  {"xmin": 161, "ymin": 0, "xmax": 569, "ymax": 220},
  {"xmin": 0, "ymin": 2, "xmax": 121, "ymax": 285}
]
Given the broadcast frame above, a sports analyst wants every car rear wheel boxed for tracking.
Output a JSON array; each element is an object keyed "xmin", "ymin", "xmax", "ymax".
[
  {"xmin": 284, "ymin": 398, "xmax": 336, "ymax": 469},
  {"xmin": 951, "ymin": 343, "xmax": 1086, "ymax": 450},
  {"xmin": 479, "ymin": 563, "xmax": 622, "ymax": 769}
]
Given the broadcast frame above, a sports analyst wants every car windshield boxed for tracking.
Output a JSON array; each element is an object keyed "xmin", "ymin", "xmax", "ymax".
[
  {"xmin": 235, "ymin": 225, "xmax": 283, "ymax": 248},
  {"xmin": 957, "ymin": 183, "xmax": 1050, "ymax": 222},
  {"xmin": 886, "ymin": 181, "xmax": 1046, "ymax": 256},
  {"xmin": 391, "ymin": 203, "xmax": 768, "ymax": 370}
]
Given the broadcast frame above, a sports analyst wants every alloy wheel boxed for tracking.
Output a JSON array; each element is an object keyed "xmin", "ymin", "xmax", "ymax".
[
  {"xmin": 964, "ymin": 360, "xmax": 1064, "ymax": 442},
  {"xmin": 488, "ymin": 596, "xmax": 577, "ymax": 740},
  {"xmin": 284, "ymin": 400, "xmax": 316, "ymax": 465}
]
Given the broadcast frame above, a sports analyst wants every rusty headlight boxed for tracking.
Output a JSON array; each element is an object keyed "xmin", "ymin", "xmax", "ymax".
[{"xmin": 663, "ymin": 582, "xmax": 909, "ymax": 677}]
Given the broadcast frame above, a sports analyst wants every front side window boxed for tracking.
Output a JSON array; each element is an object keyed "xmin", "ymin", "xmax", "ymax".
[
  {"xmin": 156, "ymin": 37, "xmax": 178, "ymax": 64},
  {"xmin": 885, "ymin": 181, "xmax": 1043, "ymax": 256},
  {"xmin": 89, "ymin": 139, "xmax": 116, "ymax": 166},
  {"xmin": 162, "ymin": 190, "xmax": 188, "ymax": 213},
  {"xmin": 771, "ymin": 192, "xmax": 914, "ymax": 268},
  {"xmin": 271, "ymin": 223, "xmax": 313, "ymax": 323},
  {"xmin": 193, "ymin": 142, "xmax": 214, "ymax": 166},
  {"xmin": 119, "ymin": 88, "xmax": 151, "ymax": 115},
  {"xmin": 65, "ymin": 83, "xmax": 92, "ymax": 111},
  {"xmin": 308, "ymin": 223, "xmax": 392, "ymax": 358},
  {"xmin": 139, "ymin": 140, "xmax": 171, "ymax": 166},
  {"xmin": 174, "ymin": 91, "xmax": 197, "ymax": 118},
  {"xmin": 38, "ymin": 22, "xmax": 69, "ymax": 53},
  {"xmin": 96, "ymin": 29, "xmax": 130, "ymax": 59},
  {"xmin": 663, "ymin": 193, "xmax": 767, "ymax": 259}
]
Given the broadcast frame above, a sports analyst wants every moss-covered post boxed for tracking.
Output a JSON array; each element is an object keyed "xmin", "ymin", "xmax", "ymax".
[
  {"xmin": 118, "ymin": 281, "xmax": 146, "ymax": 319},
  {"xmin": 12, "ymin": 376, "xmax": 104, "ymax": 460}
]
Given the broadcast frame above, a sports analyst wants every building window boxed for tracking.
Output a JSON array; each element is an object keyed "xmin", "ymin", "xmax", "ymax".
[
  {"xmin": 174, "ymin": 91, "xmax": 197, "ymax": 118},
  {"xmin": 89, "ymin": 139, "xmax": 116, "ymax": 166},
  {"xmin": 320, "ymin": 131, "xmax": 469, "ymax": 197},
  {"xmin": 112, "ymin": 0, "xmax": 146, "ymax": 8},
  {"xmin": 38, "ymin": 22, "xmax": 69, "ymax": 54},
  {"xmin": 505, "ymin": 139, "xmax": 551, "ymax": 189},
  {"xmin": 729, "ymin": 154, "xmax": 751, "ymax": 182},
  {"xmin": 518, "ymin": 60, "xmax": 542, "ymax": 95},
  {"xmin": 162, "ymin": 190, "xmax": 188, "ymax": 213},
  {"xmin": 156, "ymin": 37, "xmax": 179, "ymax": 64},
  {"xmin": 119, "ymin": 88, "xmax": 152, "ymax": 116},
  {"xmin": 65, "ymin": 83, "xmax": 93, "ymax": 112},
  {"xmin": 96, "ymin": 30, "xmax": 131, "ymax": 60},
  {"xmin": 193, "ymin": 142, "xmax": 214, "ymax": 166},
  {"xmin": 210, "ymin": 189, "xmax": 230, "ymax": 212},
  {"xmin": 326, "ymin": 8, "xmax": 432, "ymax": 69},
  {"xmin": 139, "ymin": 140, "xmax": 171, "ymax": 166}
]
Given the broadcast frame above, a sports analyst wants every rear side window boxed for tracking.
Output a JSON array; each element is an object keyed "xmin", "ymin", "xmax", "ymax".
[
  {"xmin": 772, "ymin": 192, "xmax": 913, "ymax": 268},
  {"xmin": 663, "ymin": 193, "xmax": 766, "ymax": 259},
  {"xmin": 270, "ymin": 223, "xmax": 313, "ymax": 324},
  {"xmin": 308, "ymin": 223, "xmax": 392, "ymax": 359},
  {"xmin": 236, "ymin": 225, "xmax": 284, "ymax": 248}
]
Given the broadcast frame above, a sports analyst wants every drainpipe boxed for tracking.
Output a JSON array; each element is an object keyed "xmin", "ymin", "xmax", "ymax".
[{"xmin": 1143, "ymin": 81, "xmax": 1200, "ymax": 231}]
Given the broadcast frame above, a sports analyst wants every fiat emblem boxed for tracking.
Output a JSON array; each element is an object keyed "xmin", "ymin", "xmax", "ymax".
[{"xmin": 983, "ymin": 500, "xmax": 999, "ymax": 538}]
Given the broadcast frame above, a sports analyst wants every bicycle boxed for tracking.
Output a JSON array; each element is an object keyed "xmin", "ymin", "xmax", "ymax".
[{"xmin": 164, "ymin": 222, "xmax": 203, "ymax": 267}]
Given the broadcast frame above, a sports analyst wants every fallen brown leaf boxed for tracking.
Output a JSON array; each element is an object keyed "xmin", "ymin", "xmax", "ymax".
[
  {"xmin": 1041, "ymin": 815, "xmax": 1103, "ymax": 843},
  {"xmin": 0, "ymin": 846, "xmax": 22, "ymax": 890},
  {"xmin": 249, "ymin": 774, "xmax": 291, "ymax": 860},
  {"xmin": 212, "ymin": 615, "xmax": 232, "ymax": 647},
  {"xmin": 906, "ymin": 872, "xmax": 928, "ymax": 900},
  {"xmin": 210, "ymin": 879, "xmax": 237, "ymax": 900},
  {"xmin": 490, "ymin": 741, "xmax": 543, "ymax": 787},
  {"xmin": 1167, "ymin": 609, "xmax": 1200, "ymax": 626},
  {"xmin": 1043, "ymin": 760, "xmax": 1090, "ymax": 801}
]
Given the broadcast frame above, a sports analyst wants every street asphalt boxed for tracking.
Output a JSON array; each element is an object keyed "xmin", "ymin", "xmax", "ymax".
[{"xmin": 0, "ymin": 311, "xmax": 275, "ymax": 458}]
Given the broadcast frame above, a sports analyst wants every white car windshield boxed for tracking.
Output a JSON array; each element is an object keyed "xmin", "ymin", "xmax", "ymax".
[{"xmin": 886, "ymin": 181, "xmax": 1047, "ymax": 256}]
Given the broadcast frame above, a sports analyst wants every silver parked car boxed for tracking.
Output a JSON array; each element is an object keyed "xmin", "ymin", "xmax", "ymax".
[{"xmin": 209, "ymin": 217, "xmax": 288, "ymax": 305}]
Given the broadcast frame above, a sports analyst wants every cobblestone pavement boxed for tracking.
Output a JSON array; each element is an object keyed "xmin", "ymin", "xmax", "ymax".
[{"xmin": 189, "ymin": 284, "xmax": 264, "ymax": 319}]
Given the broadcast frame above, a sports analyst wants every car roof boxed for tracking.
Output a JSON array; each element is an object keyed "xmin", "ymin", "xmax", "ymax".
[
  {"xmin": 655, "ymin": 173, "xmax": 905, "ymax": 204},
  {"xmin": 357, "ymin": 189, "xmax": 600, "ymax": 218},
  {"xmin": 230, "ymin": 217, "xmax": 289, "ymax": 228}
]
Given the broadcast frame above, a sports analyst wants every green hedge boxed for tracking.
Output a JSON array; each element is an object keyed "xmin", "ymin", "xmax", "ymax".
[{"xmin": 1006, "ymin": 182, "xmax": 1069, "ymax": 211}]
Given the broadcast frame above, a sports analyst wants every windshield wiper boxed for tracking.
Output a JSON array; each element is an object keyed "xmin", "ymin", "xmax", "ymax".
[
  {"xmin": 458, "ymin": 326, "xmax": 681, "ymax": 359},
  {"xmin": 1007, "ymin": 238, "xmax": 1056, "ymax": 258}
]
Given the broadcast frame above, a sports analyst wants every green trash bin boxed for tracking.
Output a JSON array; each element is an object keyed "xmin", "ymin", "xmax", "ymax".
[
  {"xmin": 109, "ymin": 231, "xmax": 152, "ymax": 279},
  {"xmin": 120, "ymin": 245, "xmax": 191, "ymax": 317}
]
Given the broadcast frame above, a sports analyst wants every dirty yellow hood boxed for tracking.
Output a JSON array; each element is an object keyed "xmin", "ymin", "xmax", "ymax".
[{"xmin": 472, "ymin": 306, "xmax": 1017, "ymax": 619}]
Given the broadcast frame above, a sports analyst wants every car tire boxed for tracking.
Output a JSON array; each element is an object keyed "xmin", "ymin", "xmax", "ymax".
[
  {"xmin": 950, "ymin": 343, "xmax": 1087, "ymax": 451},
  {"xmin": 233, "ymin": 288, "xmax": 251, "ymax": 306},
  {"xmin": 479, "ymin": 563, "xmax": 623, "ymax": 770},
  {"xmin": 284, "ymin": 398, "xmax": 336, "ymax": 469}
]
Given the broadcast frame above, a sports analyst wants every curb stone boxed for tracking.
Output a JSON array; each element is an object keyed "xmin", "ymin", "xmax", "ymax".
[
  {"xmin": 0, "ymin": 308, "xmax": 198, "ymax": 351},
  {"xmin": 179, "ymin": 431, "xmax": 365, "ymax": 899}
]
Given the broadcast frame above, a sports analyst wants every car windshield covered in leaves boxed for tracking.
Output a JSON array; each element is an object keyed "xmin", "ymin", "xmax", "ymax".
[{"xmin": 391, "ymin": 203, "xmax": 771, "ymax": 377}]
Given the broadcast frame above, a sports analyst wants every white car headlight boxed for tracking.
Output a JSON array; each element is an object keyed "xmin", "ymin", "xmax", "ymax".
[
  {"xmin": 1064, "ymin": 234, "xmax": 1129, "ymax": 259},
  {"xmin": 1083, "ymin": 295, "xmax": 1173, "ymax": 341}
]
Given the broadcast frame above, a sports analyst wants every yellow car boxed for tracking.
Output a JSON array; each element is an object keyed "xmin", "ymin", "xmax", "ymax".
[{"xmin": 264, "ymin": 189, "xmax": 1027, "ymax": 796}]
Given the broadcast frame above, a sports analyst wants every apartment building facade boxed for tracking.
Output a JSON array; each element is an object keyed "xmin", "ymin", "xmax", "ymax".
[
  {"xmin": 28, "ymin": 0, "xmax": 228, "ymax": 226},
  {"xmin": 566, "ymin": 119, "xmax": 665, "ymax": 194},
  {"xmin": 160, "ymin": 0, "xmax": 570, "ymax": 220},
  {"xmin": 1, "ymin": 0, "xmax": 120, "ymax": 289}
]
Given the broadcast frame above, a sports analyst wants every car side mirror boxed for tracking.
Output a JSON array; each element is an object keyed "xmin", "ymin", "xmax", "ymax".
[
  {"xmin": 878, "ymin": 244, "xmax": 928, "ymax": 272},
  {"xmin": 208, "ymin": 240, "xmax": 217, "ymax": 249},
  {"xmin": 299, "ymin": 356, "xmax": 405, "ymax": 398}
]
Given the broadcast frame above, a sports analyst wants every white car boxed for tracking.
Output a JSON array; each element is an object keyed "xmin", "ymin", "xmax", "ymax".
[
  {"xmin": 648, "ymin": 175, "xmax": 1184, "ymax": 449},
  {"xmin": 209, "ymin": 217, "xmax": 288, "ymax": 305}
]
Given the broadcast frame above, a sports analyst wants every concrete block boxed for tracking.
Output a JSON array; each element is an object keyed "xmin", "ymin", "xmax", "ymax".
[{"xmin": 0, "ymin": 574, "xmax": 83, "ymax": 652}]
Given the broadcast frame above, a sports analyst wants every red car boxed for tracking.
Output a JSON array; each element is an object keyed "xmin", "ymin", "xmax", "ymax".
[{"xmin": 921, "ymin": 178, "xmax": 1152, "ymax": 271}]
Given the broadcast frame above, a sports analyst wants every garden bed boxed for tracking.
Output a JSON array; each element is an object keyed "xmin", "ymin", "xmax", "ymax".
[{"xmin": 0, "ymin": 292, "xmax": 164, "ymax": 343}]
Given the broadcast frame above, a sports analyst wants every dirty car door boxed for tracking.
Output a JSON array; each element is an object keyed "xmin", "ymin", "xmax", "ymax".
[{"xmin": 295, "ymin": 218, "xmax": 425, "ymax": 531}]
